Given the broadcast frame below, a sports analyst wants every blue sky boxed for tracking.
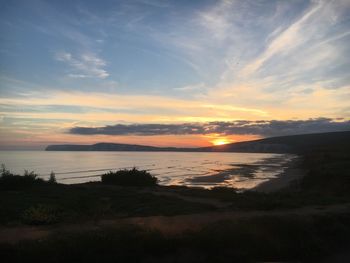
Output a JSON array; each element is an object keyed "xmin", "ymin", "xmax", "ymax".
[{"xmin": 0, "ymin": 0, "xmax": 349, "ymax": 149}]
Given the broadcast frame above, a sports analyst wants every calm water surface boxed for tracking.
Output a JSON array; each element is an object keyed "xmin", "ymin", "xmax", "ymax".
[{"xmin": 0, "ymin": 151, "xmax": 295, "ymax": 189}]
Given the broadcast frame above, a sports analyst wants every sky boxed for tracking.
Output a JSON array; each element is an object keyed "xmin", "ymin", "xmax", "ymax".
[{"xmin": 0, "ymin": 0, "xmax": 349, "ymax": 149}]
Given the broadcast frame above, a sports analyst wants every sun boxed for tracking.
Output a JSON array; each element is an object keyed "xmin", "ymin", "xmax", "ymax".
[
  {"xmin": 212, "ymin": 138, "xmax": 231, "ymax": 146},
  {"xmin": 206, "ymin": 134, "xmax": 235, "ymax": 146}
]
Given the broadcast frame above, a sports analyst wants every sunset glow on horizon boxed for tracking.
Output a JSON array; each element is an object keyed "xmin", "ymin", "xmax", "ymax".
[
  {"xmin": 1, "ymin": 0, "xmax": 349, "ymax": 150},
  {"xmin": 211, "ymin": 139, "xmax": 232, "ymax": 146}
]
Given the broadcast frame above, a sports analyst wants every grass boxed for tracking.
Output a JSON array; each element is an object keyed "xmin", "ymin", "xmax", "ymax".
[
  {"xmin": 300, "ymin": 147, "xmax": 350, "ymax": 194},
  {"xmin": 0, "ymin": 167, "xmax": 214, "ymax": 225},
  {"xmin": 22, "ymin": 204, "xmax": 62, "ymax": 225},
  {"xmin": 0, "ymin": 183, "xmax": 215, "ymax": 225},
  {"xmin": 1, "ymin": 214, "xmax": 350, "ymax": 262}
]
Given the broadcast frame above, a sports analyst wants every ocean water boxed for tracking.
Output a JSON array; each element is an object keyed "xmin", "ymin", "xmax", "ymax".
[{"xmin": 0, "ymin": 151, "xmax": 295, "ymax": 189}]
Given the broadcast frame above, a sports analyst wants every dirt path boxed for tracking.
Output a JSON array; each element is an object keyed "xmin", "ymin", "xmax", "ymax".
[
  {"xmin": 122, "ymin": 202, "xmax": 350, "ymax": 234},
  {"xmin": 140, "ymin": 188, "xmax": 231, "ymax": 209},
  {"xmin": 1, "ymin": 203, "xmax": 349, "ymax": 244}
]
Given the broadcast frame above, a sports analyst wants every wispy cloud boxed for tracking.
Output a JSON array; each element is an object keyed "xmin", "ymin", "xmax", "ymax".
[
  {"xmin": 240, "ymin": 0, "xmax": 324, "ymax": 77},
  {"xmin": 55, "ymin": 51, "xmax": 109, "ymax": 79},
  {"xmin": 150, "ymin": 0, "xmax": 349, "ymax": 101},
  {"xmin": 0, "ymin": 90, "xmax": 270, "ymax": 123},
  {"xmin": 174, "ymin": 82, "xmax": 206, "ymax": 91},
  {"xmin": 196, "ymin": 0, "xmax": 234, "ymax": 41}
]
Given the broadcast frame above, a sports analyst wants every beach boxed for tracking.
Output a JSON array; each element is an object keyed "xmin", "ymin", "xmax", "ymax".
[{"xmin": 254, "ymin": 157, "xmax": 306, "ymax": 193}]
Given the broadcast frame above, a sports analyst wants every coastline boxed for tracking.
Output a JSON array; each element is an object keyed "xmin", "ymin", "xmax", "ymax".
[{"xmin": 253, "ymin": 156, "xmax": 306, "ymax": 193}]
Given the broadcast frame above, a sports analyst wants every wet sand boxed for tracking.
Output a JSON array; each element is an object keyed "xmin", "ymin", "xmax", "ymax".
[
  {"xmin": 254, "ymin": 157, "xmax": 306, "ymax": 193},
  {"xmin": 188, "ymin": 154, "xmax": 295, "ymax": 190}
]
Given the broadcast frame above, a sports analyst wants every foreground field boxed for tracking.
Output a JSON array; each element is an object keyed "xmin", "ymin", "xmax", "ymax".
[
  {"xmin": 1, "ymin": 146, "xmax": 349, "ymax": 262},
  {"xmin": 2, "ymin": 211, "xmax": 350, "ymax": 262}
]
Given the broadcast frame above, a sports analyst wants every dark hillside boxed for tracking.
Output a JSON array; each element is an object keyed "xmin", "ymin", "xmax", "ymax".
[{"xmin": 204, "ymin": 131, "xmax": 350, "ymax": 153}]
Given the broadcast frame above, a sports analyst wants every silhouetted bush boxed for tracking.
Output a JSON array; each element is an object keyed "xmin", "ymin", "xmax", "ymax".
[
  {"xmin": 101, "ymin": 168, "xmax": 158, "ymax": 186},
  {"xmin": 48, "ymin": 171, "xmax": 57, "ymax": 184},
  {"xmin": 22, "ymin": 204, "xmax": 62, "ymax": 225},
  {"xmin": 0, "ymin": 165, "xmax": 44, "ymax": 189}
]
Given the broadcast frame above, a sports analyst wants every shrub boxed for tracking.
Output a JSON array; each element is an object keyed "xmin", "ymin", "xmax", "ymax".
[
  {"xmin": 48, "ymin": 171, "xmax": 57, "ymax": 184},
  {"xmin": 0, "ymin": 164, "xmax": 12, "ymax": 176},
  {"xmin": 22, "ymin": 204, "xmax": 62, "ymax": 225},
  {"xmin": 101, "ymin": 167, "xmax": 158, "ymax": 186},
  {"xmin": 0, "ymin": 165, "xmax": 44, "ymax": 189}
]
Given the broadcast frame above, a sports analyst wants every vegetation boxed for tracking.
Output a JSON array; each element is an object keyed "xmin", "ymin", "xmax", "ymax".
[
  {"xmin": 1, "ymin": 214, "xmax": 350, "ymax": 262},
  {"xmin": 0, "ymin": 183, "xmax": 213, "ymax": 225},
  {"xmin": 101, "ymin": 168, "xmax": 158, "ymax": 186},
  {"xmin": 48, "ymin": 171, "xmax": 57, "ymax": 184},
  {"xmin": 0, "ymin": 165, "xmax": 45, "ymax": 189},
  {"xmin": 300, "ymin": 146, "xmax": 350, "ymax": 194},
  {"xmin": 22, "ymin": 204, "xmax": 62, "ymax": 225}
]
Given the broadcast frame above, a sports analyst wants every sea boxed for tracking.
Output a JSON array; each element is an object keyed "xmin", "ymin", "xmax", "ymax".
[{"xmin": 0, "ymin": 151, "xmax": 295, "ymax": 189}]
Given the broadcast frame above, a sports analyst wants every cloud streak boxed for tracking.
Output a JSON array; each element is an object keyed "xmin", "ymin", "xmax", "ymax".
[
  {"xmin": 55, "ymin": 51, "xmax": 109, "ymax": 79},
  {"xmin": 69, "ymin": 118, "xmax": 350, "ymax": 137}
]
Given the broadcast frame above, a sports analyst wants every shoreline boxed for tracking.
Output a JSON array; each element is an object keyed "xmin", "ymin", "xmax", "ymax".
[{"xmin": 253, "ymin": 156, "xmax": 306, "ymax": 193}]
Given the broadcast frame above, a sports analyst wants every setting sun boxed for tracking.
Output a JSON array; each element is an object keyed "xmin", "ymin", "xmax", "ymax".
[{"xmin": 212, "ymin": 138, "xmax": 231, "ymax": 146}]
